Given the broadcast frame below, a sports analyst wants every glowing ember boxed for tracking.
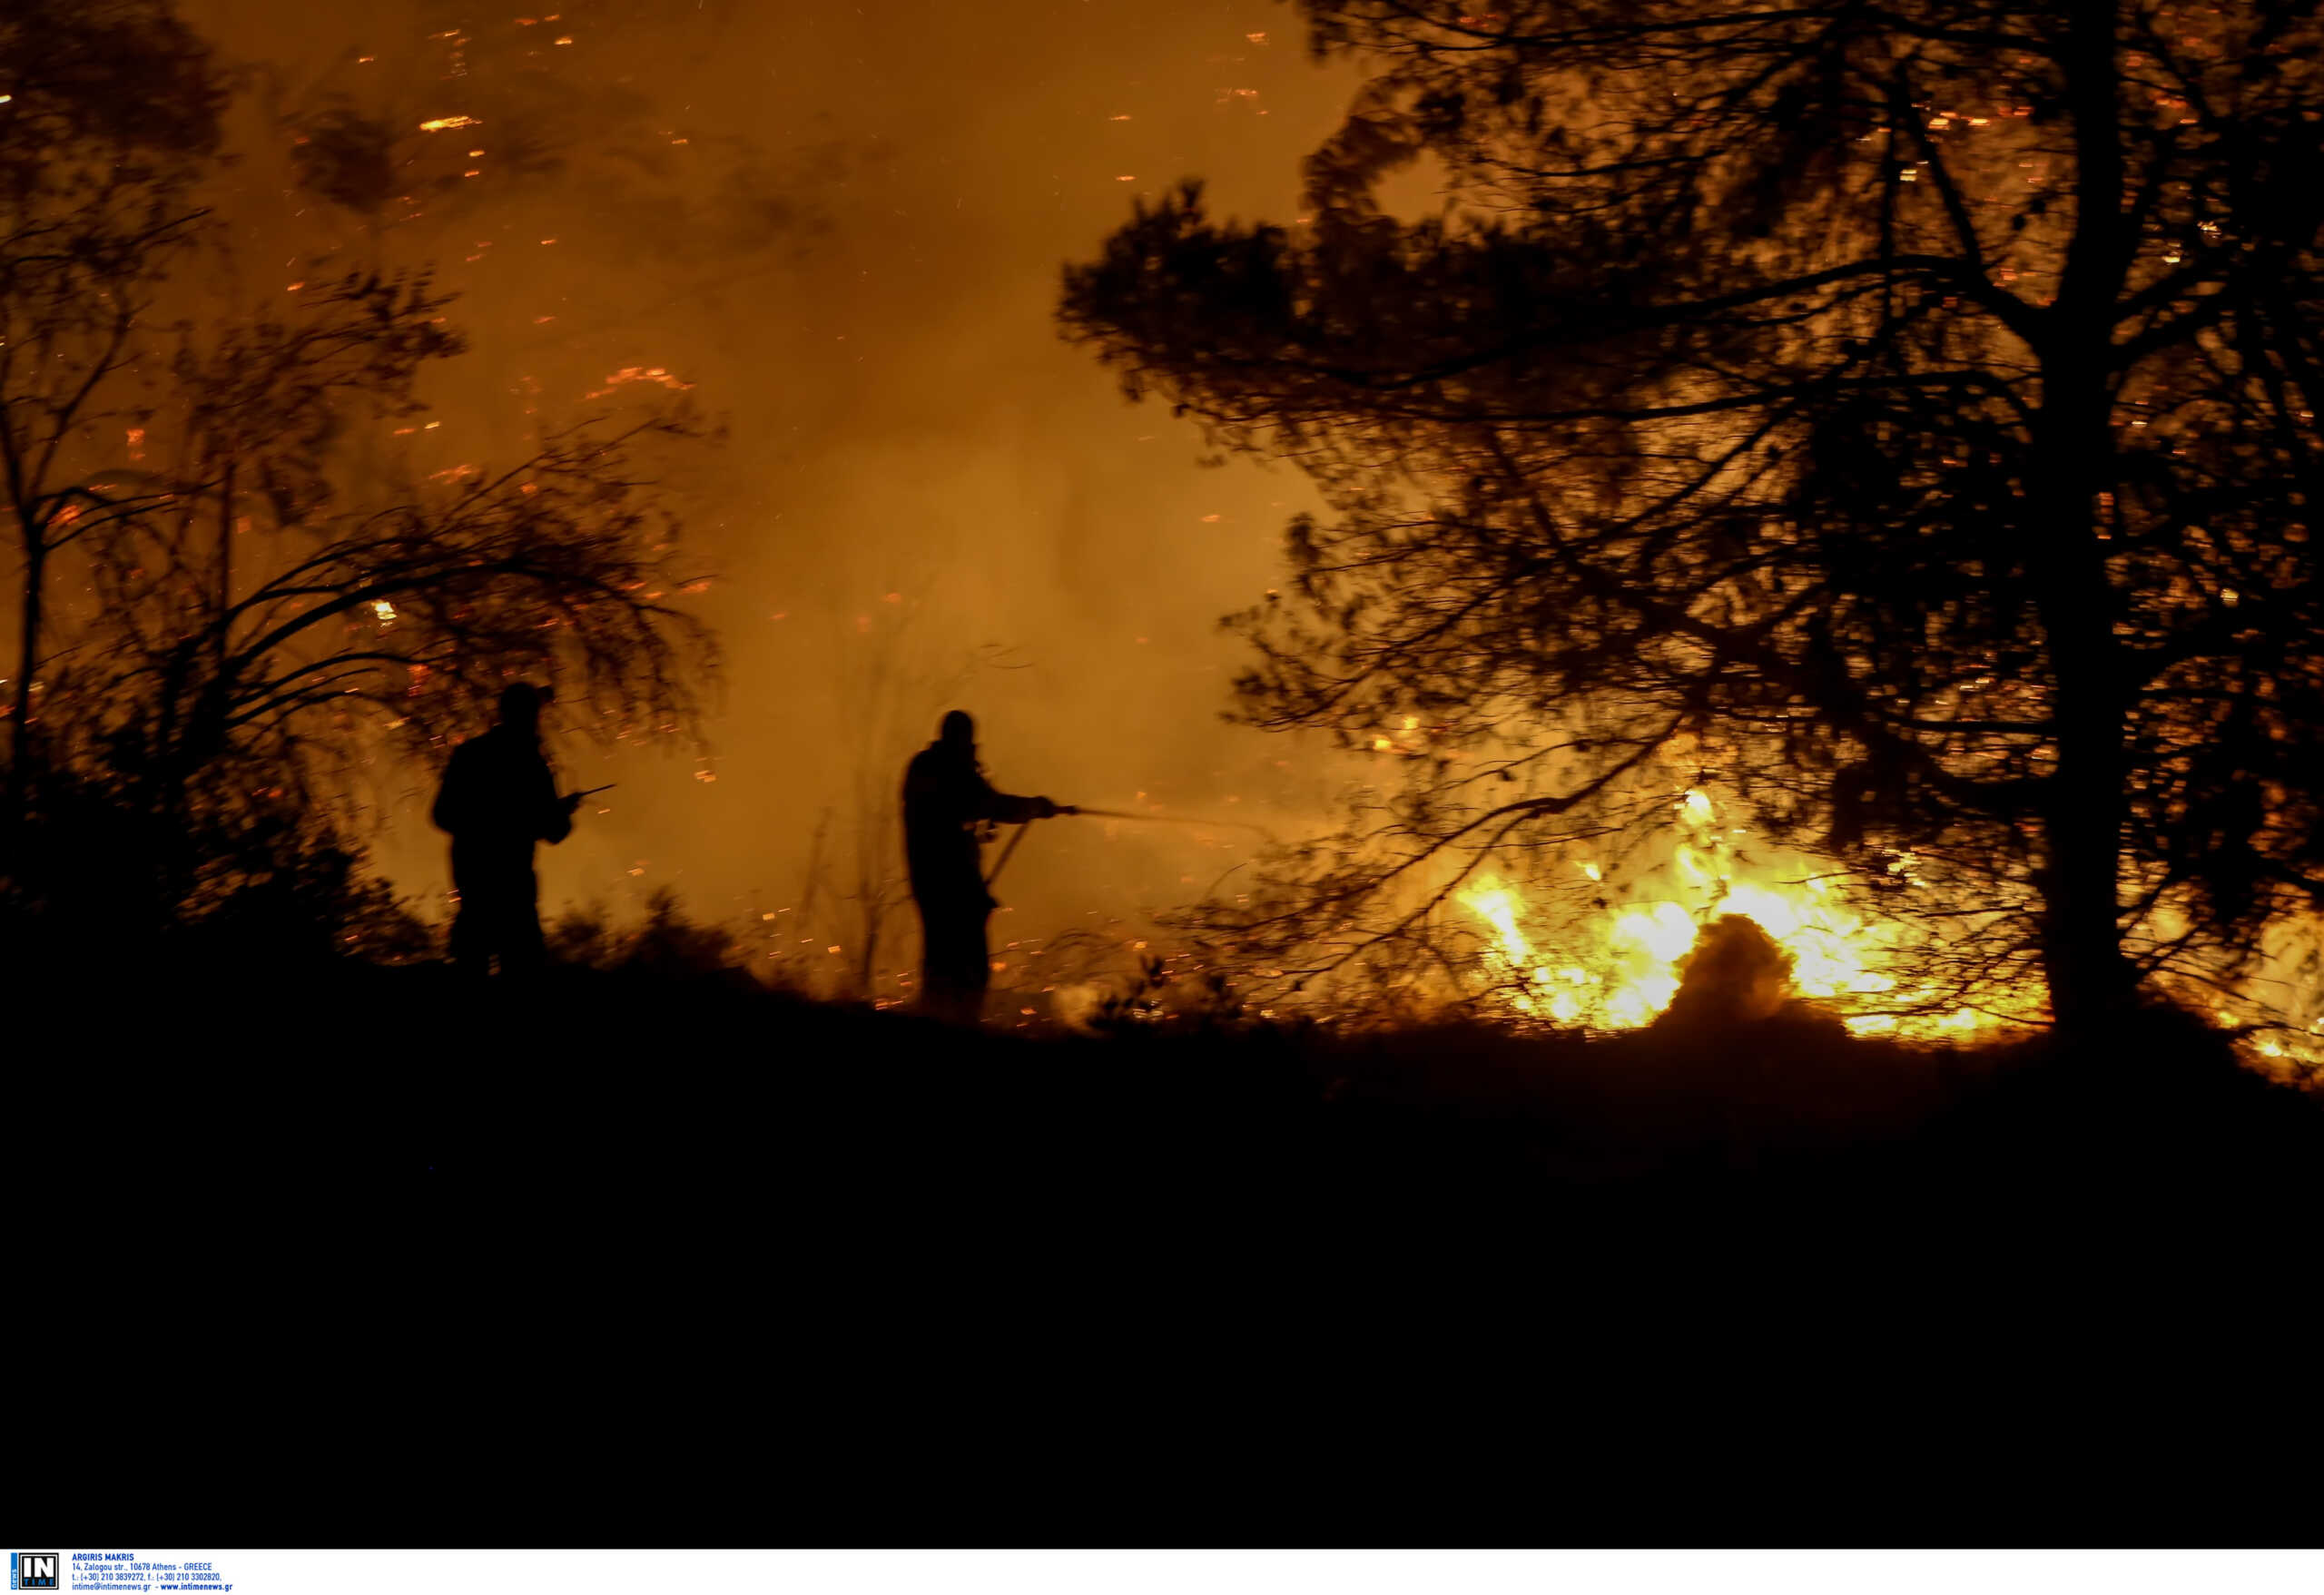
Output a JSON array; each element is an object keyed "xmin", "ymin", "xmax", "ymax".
[
  {"xmin": 584, "ymin": 365, "xmax": 695, "ymax": 399},
  {"xmin": 419, "ymin": 115, "xmax": 481, "ymax": 132}
]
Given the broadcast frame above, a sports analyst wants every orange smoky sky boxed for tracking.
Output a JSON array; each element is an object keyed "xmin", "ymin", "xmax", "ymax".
[{"xmin": 180, "ymin": 0, "xmax": 1373, "ymax": 945}]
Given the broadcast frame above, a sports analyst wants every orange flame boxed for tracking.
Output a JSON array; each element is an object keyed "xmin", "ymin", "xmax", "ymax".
[{"xmin": 1461, "ymin": 788, "xmax": 1984, "ymax": 1037}]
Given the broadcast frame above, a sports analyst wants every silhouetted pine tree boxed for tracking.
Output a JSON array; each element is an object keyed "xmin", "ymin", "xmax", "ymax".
[{"xmin": 1062, "ymin": 0, "xmax": 2324, "ymax": 1035}]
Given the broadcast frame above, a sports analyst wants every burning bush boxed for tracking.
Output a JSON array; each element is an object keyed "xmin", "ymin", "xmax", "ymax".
[{"xmin": 1652, "ymin": 914, "xmax": 1846, "ymax": 1040}]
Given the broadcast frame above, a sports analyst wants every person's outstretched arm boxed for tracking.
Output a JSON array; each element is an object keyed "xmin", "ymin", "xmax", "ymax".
[{"xmin": 971, "ymin": 772, "xmax": 1056, "ymax": 825}]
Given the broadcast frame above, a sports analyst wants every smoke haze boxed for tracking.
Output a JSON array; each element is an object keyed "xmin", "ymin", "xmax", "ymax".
[{"xmin": 180, "ymin": 0, "xmax": 1372, "ymax": 963}]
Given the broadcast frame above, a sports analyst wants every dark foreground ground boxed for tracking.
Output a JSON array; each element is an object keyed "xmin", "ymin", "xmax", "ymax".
[{"xmin": 25, "ymin": 955, "xmax": 2323, "ymax": 1533}]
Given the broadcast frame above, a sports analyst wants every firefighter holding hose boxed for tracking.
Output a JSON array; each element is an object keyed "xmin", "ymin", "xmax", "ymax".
[{"xmin": 901, "ymin": 710, "xmax": 1067, "ymax": 1025}]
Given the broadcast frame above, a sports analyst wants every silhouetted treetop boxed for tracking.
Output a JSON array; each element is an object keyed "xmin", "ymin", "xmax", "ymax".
[
  {"xmin": 1062, "ymin": 0, "xmax": 2324, "ymax": 1036},
  {"xmin": 5, "ymin": 0, "xmax": 722, "ymax": 954},
  {"xmin": 0, "ymin": 0, "xmax": 224, "ymax": 193}
]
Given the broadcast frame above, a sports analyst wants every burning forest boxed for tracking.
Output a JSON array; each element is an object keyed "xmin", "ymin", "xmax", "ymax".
[
  {"xmin": 5, "ymin": 0, "xmax": 2321, "ymax": 1051},
  {"xmin": 4, "ymin": 0, "xmax": 2321, "ymax": 1052},
  {"xmin": 15, "ymin": 5, "xmax": 2324, "ymax": 1535},
  {"xmin": 7, "ymin": 0, "xmax": 2324, "ymax": 1378}
]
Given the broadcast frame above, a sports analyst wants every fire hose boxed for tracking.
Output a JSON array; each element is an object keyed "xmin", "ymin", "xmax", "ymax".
[
  {"xmin": 984, "ymin": 802, "xmax": 1269, "ymax": 889},
  {"xmin": 984, "ymin": 819, "xmax": 1036, "ymax": 889},
  {"xmin": 1065, "ymin": 805, "xmax": 1270, "ymax": 832}
]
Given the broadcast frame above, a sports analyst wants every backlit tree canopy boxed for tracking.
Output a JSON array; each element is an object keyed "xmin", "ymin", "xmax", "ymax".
[
  {"xmin": 3, "ymin": 2, "xmax": 715, "ymax": 942},
  {"xmin": 1061, "ymin": 0, "xmax": 2324, "ymax": 1032}
]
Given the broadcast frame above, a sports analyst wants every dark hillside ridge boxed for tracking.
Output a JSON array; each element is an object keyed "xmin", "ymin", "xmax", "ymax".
[
  {"xmin": 22, "ymin": 955, "xmax": 2318, "ymax": 1535},
  {"xmin": 32, "ymin": 957, "xmax": 2317, "ymax": 1272}
]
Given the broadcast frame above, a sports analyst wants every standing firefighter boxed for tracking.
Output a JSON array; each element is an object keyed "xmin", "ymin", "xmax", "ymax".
[
  {"xmin": 431, "ymin": 683, "xmax": 585, "ymax": 978},
  {"xmin": 903, "ymin": 710, "xmax": 1060, "ymax": 1024}
]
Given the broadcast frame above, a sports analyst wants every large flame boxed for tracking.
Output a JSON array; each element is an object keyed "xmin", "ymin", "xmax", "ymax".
[{"xmin": 1459, "ymin": 788, "xmax": 1984, "ymax": 1037}]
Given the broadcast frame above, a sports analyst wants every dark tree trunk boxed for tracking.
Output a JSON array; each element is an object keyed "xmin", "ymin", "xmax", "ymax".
[
  {"xmin": 185, "ymin": 461, "xmax": 236, "ymax": 771},
  {"xmin": 2033, "ymin": 346, "xmax": 2142, "ymax": 1034},
  {"xmin": 8, "ymin": 537, "xmax": 45, "ymax": 802},
  {"xmin": 2034, "ymin": 0, "xmax": 2142, "ymax": 1034},
  {"xmin": 2032, "ymin": 344, "xmax": 2136, "ymax": 1032},
  {"xmin": 2041, "ymin": 652, "xmax": 2137, "ymax": 1030}
]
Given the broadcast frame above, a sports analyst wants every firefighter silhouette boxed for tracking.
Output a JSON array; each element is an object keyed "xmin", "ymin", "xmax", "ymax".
[
  {"xmin": 431, "ymin": 683, "xmax": 584, "ymax": 977},
  {"xmin": 901, "ymin": 710, "xmax": 1059, "ymax": 1023}
]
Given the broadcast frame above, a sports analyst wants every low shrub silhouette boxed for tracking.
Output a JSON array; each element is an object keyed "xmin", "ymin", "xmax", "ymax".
[
  {"xmin": 547, "ymin": 888, "xmax": 757, "ymax": 985},
  {"xmin": 1, "ymin": 772, "xmax": 432, "ymax": 974}
]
